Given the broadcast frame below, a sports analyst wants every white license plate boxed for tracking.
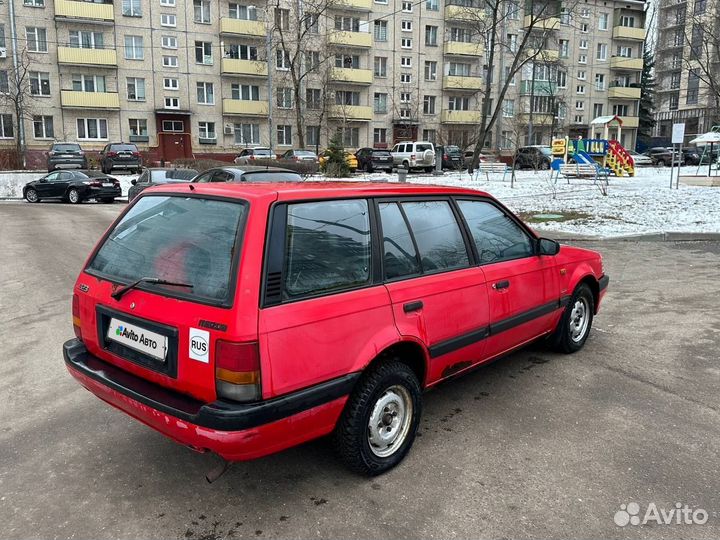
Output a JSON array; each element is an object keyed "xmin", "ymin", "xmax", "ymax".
[
  {"xmin": 103, "ymin": 183, "xmax": 113, "ymax": 187},
  {"xmin": 107, "ymin": 318, "xmax": 168, "ymax": 361}
]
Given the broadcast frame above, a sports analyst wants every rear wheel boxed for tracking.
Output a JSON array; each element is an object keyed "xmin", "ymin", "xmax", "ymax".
[
  {"xmin": 549, "ymin": 283, "xmax": 595, "ymax": 353},
  {"xmin": 25, "ymin": 188, "xmax": 39, "ymax": 203},
  {"xmin": 657, "ymin": 159, "xmax": 665, "ymax": 167},
  {"xmin": 364, "ymin": 162, "xmax": 373, "ymax": 173},
  {"xmin": 334, "ymin": 361, "xmax": 422, "ymax": 476},
  {"xmin": 67, "ymin": 188, "xmax": 81, "ymax": 204}
]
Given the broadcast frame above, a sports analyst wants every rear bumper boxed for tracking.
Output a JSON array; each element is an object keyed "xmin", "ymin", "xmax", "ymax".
[
  {"xmin": 49, "ymin": 157, "xmax": 87, "ymax": 168},
  {"xmin": 108, "ymin": 160, "xmax": 141, "ymax": 170},
  {"xmin": 87, "ymin": 187, "xmax": 121, "ymax": 199},
  {"xmin": 63, "ymin": 339, "xmax": 355, "ymax": 460}
]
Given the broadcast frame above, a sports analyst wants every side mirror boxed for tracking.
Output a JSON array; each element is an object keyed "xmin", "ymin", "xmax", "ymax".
[
  {"xmin": 131, "ymin": 179, "xmax": 137, "ymax": 185},
  {"xmin": 538, "ymin": 238, "xmax": 560, "ymax": 256},
  {"xmin": 39, "ymin": 177, "xmax": 48, "ymax": 183}
]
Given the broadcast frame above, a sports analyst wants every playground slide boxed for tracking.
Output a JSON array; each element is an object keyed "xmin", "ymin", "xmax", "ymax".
[{"xmin": 572, "ymin": 151, "xmax": 596, "ymax": 166}]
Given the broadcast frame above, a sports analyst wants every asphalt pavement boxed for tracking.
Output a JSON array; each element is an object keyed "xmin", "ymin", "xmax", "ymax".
[{"xmin": 1, "ymin": 201, "xmax": 720, "ymax": 540}]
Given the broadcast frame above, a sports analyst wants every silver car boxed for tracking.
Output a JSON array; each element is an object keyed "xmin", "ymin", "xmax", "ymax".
[{"xmin": 390, "ymin": 141, "xmax": 436, "ymax": 172}]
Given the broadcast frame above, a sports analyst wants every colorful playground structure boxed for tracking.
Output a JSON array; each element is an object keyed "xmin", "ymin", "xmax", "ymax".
[{"xmin": 550, "ymin": 115, "xmax": 636, "ymax": 177}]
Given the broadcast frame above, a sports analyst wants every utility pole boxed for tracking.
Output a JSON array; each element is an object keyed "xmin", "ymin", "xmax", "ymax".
[{"xmin": 8, "ymin": 0, "xmax": 26, "ymax": 168}]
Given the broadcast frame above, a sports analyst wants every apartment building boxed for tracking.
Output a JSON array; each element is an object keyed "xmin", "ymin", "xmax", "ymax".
[
  {"xmin": 653, "ymin": 0, "xmax": 719, "ymax": 142},
  {"xmin": 0, "ymin": 0, "xmax": 647, "ymax": 166}
]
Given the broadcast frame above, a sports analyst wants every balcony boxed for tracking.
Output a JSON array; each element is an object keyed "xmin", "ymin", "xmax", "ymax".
[
  {"xmin": 327, "ymin": 30, "xmax": 372, "ymax": 48},
  {"xmin": 608, "ymin": 86, "xmax": 642, "ymax": 99},
  {"xmin": 612, "ymin": 25, "xmax": 646, "ymax": 41},
  {"xmin": 220, "ymin": 18, "xmax": 266, "ymax": 37},
  {"xmin": 620, "ymin": 116, "xmax": 639, "ymax": 128},
  {"xmin": 519, "ymin": 80, "xmax": 557, "ymax": 95},
  {"xmin": 444, "ymin": 5, "xmax": 485, "ymax": 21},
  {"xmin": 222, "ymin": 99, "xmax": 269, "ymax": 116},
  {"xmin": 54, "ymin": 0, "xmax": 114, "ymax": 21},
  {"xmin": 528, "ymin": 48, "xmax": 559, "ymax": 62},
  {"xmin": 221, "ymin": 58, "xmax": 268, "ymax": 77},
  {"xmin": 518, "ymin": 112, "xmax": 555, "ymax": 125},
  {"xmin": 57, "ymin": 46, "xmax": 117, "ymax": 66},
  {"xmin": 610, "ymin": 56, "xmax": 644, "ymax": 71},
  {"xmin": 329, "ymin": 105, "xmax": 373, "ymax": 121},
  {"xmin": 441, "ymin": 109, "xmax": 482, "ymax": 124},
  {"xmin": 329, "ymin": 67, "xmax": 373, "ymax": 85},
  {"xmin": 333, "ymin": 0, "xmax": 372, "ymax": 10},
  {"xmin": 523, "ymin": 15, "xmax": 560, "ymax": 30},
  {"xmin": 60, "ymin": 90, "xmax": 120, "ymax": 109},
  {"xmin": 443, "ymin": 75, "xmax": 483, "ymax": 91},
  {"xmin": 444, "ymin": 41, "xmax": 483, "ymax": 57}
]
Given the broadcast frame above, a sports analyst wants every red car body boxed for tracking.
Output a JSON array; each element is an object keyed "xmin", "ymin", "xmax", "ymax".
[{"xmin": 64, "ymin": 182, "xmax": 608, "ymax": 469}]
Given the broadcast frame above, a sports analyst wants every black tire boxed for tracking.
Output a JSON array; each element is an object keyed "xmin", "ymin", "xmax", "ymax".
[
  {"xmin": 364, "ymin": 162, "xmax": 373, "ymax": 173},
  {"xmin": 67, "ymin": 188, "xmax": 81, "ymax": 204},
  {"xmin": 334, "ymin": 361, "xmax": 422, "ymax": 476},
  {"xmin": 549, "ymin": 283, "xmax": 595, "ymax": 353},
  {"xmin": 25, "ymin": 188, "xmax": 40, "ymax": 203},
  {"xmin": 657, "ymin": 160, "xmax": 665, "ymax": 167},
  {"xmin": 539, "ymin": 161, "xmax": 550, "ymax": 170}
]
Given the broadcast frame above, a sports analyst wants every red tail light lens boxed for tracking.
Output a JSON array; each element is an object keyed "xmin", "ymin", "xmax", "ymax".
[
  {"xmin": 72, "ymin": 293, "xmax": 82, "ymax": 339},
  {"xmin": 215, "ymin": 341, "xmax": 261, "ymax": 402},
  {"xmin": 107, "ymin": 151, "xmax": 118, "ymax": 157},
  {"xmin": 132, "ymin": 151, "xmax": 140, "ymax": 157}
]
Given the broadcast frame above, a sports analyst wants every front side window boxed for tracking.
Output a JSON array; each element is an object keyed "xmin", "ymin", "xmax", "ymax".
[
  {"xmin": 283, "ymin": 200, "xmax": 371, "ymax": 299},
  {"xmin": 400, "ymin": 201, "xmax": 469, "ymax": 272},
  {"xmin": 457, "ymin": 200, "xmax": 534, "ymax": 264}
]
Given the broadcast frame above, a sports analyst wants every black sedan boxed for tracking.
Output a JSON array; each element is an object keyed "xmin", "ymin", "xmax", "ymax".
[
  {"xmin": 191, "ymin": 166, "xmax": 303, "ymax": 183},
  {"xmin": 23, "ymin": 170, "xmax": 121, "ymax": 204},
  {"xmin": 355, "ymin": 148, "xmax": 394, "ymax": 173},
  {"xmin": 128, "ymin": 168, "xmax": 198, "ymax": 202}
]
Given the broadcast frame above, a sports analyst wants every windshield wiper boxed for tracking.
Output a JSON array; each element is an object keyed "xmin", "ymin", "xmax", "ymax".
[{"xmin": 111, "ymin": 277, "xmax": 193, "ymax": 300}]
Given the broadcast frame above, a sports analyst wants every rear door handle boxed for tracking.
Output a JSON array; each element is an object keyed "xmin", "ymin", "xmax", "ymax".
[
  {"xmin": 492, "ymin": 280, "xmax": 510, "ymax": 290},
  {"xmin": 403, "ymin": 300, "xmax": 424, "ymax": 313}
]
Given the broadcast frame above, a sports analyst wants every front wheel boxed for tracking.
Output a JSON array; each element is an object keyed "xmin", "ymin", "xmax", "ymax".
[
  {"xmin": 334, "ymin": 361, "xmax": 422, "ymax": 476},
  {"xmin": 25, "ymin": 188, "xmax": 40, "ymax": 203},
  {"xmin": 549, "ymin": 283, "xmax": 595, "ymax": 353},
  {"xmin": 67, "ymin": 188, "xmax": 81, "ymax": 204}
]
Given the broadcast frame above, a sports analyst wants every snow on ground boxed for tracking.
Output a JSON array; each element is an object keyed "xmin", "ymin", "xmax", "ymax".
[{"xmin": 1, "ymin": 166, "xmax": 719, "ymax": 238}]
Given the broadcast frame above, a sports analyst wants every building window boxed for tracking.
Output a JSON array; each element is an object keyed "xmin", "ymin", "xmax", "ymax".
[
  {"xmin": 234, "ymin": 123, "xmax": 260, "ymax": 144},
  {"xmin": 575, "ymin": 100, "xmax": 584, "ymax": 110},
  {"xmin": 71, "ymin": 74, "xmax": 106, "ymax": 93},
  {"xmin": 578, "ymin": 54, "xmax": 587, "ymax": 64},
  {"xmin": 502, "ymin": 99, "xmax": 514, "ymax": 117},
  {"xmin": 33, "ymin": 115, "xmax": 53, "ymax": 138},
  {"xmin": 593, "ymin": 103, "xmax": 603, "ymax": 118},
  {"xmin": 276, "ymin": 49, "xmax": 290, "ymax": 69},
  {"xmin": 448, "ymin": 96, "xmax": 469, "ymax": 110},
  {"xmin": 508, "ymin": 34, "xmax": 518, "ymax": 53},
  {"xmin": 124, "ymin": 35, "xmax": 144, "ymax": 59},
  {"xmin": 306, "ymin": 87, "xmax": 321, "ymax": 109},
  {"xmin": 426, "ymin": 0, "xmax": 439, "ymax": 10},
  {"xmin": 574, "ymin": 115, "xmax": 584, "ymax": 124},
  {"xmin": 374, "ymin": 92, "xmax": 387, "ymax": 113},
  {"xmin": 162, "ymin": 55, "xmax": 178, "ymax": 67},
  {"xmin": 402, "ymin": 0, "xmax": 412, "ymax": 11},
  {"xmin": 579, "ymin": 39, "xmax": 588, "ymax": 50},
  {"xmin": 594, "ymin": 73, "xmax": 605, "ymax": 91},
  {"xmin": 126, "ymin": 77, "xmax": 145, "ymax": 101},
  {"xmin": 226, "ymin": 44, "xmax": 258, "ymax": 60},
  {"xmin": 0, "ymin": 114, "xmax": 13, "ymax": 138},
  {"xmin": 160, "ymin": 0, "xmax": 175, "ymax": 5},
  {"xmin": 374, "ymin": 20, "xmax": 388, "ymax": 41},
  {"xmin": 580, "ymin": 22, "xmax": 588, "ymax": 33},
  {"xmin": 450, "ymin": 27, "xmax": 472, "ymax": 43},
  {"xmin": 305, "ymin": 50, "xmax": 320, "ymax": 71},
  {"xmin": 374, "ymin": 56, "xmax": 387, "ymax": 77},
  {"xmin": 163, "ymin": 77, "xmax": 179, "ymax": 90},
  {"xmin": 26, "ymin": 27, "xmax": 48, "ymax": 52},
  {"xmin": 401, "ymin": 38, "xmax": 412, "ymax": 49},
  {"xmin": 277, "ymin": 87, "xmax": 293, "ymax": 108},
  {"xmin": 234, "ymin": 84, "xmax": 260, "ymax": 100},
  {"xmin": 423, "ymin": 95, "xmax": 436, "ymax": 114},
  {"xmin": 196, "ymin": 82, "xmax": 215, "ymax": 104},
  {"xmin": 277, "ymin": 125, "xmax": 292, "ymax": 145},
  {"xmin": 425, "ymin": 25, "xmax": 438, "ymax": 46},
  {"xmin": 195, "ymin": 41, "xmax": 213, "ymax": 64},
  {"xmin": 401, "ymin": 20, "xmax": 412, "ymax": 32},
  {"xmin": 580, "ymin": 7, "xmax": 590, "ymax": 17},
  {"xmin": 506, "ymin": 0, "xmax": 519, "ymax": 19},
  {"xmin": 164, "ymin": 96, "xmax": 180, "ymax": 109},
  {"xmin": 122, "ymin": 0, "xmax": 141, "ymax": 16},
  {"xmin": 335, "ymin": 54, "xmax": 359, "ymax": 69},
  {"xmin": 374, "ymin": 128, "xmax": 387, "ymax": 144},
  {"xmin": 193, "ymin": 0, "xmax": 210, "ymax": 23},
  {"xmin": 399, "ymin": 108, "xmax": 411, "ymax": 119},
  {"xmin": 576, "ymin": 84, "xmax": 585, "ymax": 94},
  {"xmin": 559, "ymin": 39, "xmax": 569, "ymax": 58},
  {"xmin": 229, "ymin": 3, "xmax": 257, "ymax": 19},
  {"xmin": 306, "ymin": 125, "xmax": 320, "ymax": 146},
  {"xmin": 24, "ymin": 0, "xmax": 45, "ymax": 7},
  {"xmin": 598, "ymin": 12, "xmax": 609, "ymax": 30},
  {"xmin": 161, "ymin": 35, "xmax": 177, "ymax": 49},
  {"xmin": 198, "ymin": 121, "xmax": 216, "ymax": 141},
  {"xmin": 69, "ymin": 30, "xmax": 103, "ymax": 49},
  {"xmin": 400, "ymin": 73, "xmax": 411, "ymax": 84},
  {"xmin": 596, "ymin": 43, "xmax": 607, "ymax": 61},
  {"xmin": 77, "ymin": 118, "xmax": 108, "ymax": 140},
  {"xmin": 422, "ymin": 129, "xmax": 436, "ymax": 143},
  {"xmin": 336, "ymin": 127, "xmax": 359, "ymax": 147},
  {"xmin": 617, "ymin": 46, "xmax": 633, "ymax": 58},
  {"xmin": 0, "ymin": 71, "xmax": 8, "ymax": 94},
  {"xmin": 612, "ymin": 104, "xmax": 629, "ymax": 116},
  {"xmin": 424, "ymin": 61, "xmax": 437, "ymax": 81},
  {"xmin": 400, "ymin": 92, "xmax": 411, "ymax": 103},
  {"xmin": 274, "ymin": 8, "xmax": 290, "ymax": 30},
  {"xmin": 335, "ymin": 15, "xmax": 360, "ymax": 32},
  {"xmin": 160, "ymin": 13, "xmax": 176, "ymax": 26},
  {"xmin": 557, "ymin": 70, "xmax": 567, "ymax": 88},
  {"xmin": 401, "ymin": 56, "xmax": 412, "ymax": 68},
  {"xmin": 501, "ymin": 131, "xmax": 513, "ymax": 149},
  {"xmin": 449, "ymin": 62, "xmax": 471, "ymax": 76},
  {"xmin": 305, "ymin": 13, "xmax": 319, "ymax": 33},
  {"xmin": 129, "ymin": 118, "xmax": 148, "ymax": 138},
  {"xmin": 29, "ymin": 71, "xmax": 50, "ymax": 96},
  {"xmin": 0, "ymin": 24, "xmax": 5, "ymax": 48},
  {"xmin": 162, "ymin": 120, "xmax": 184, "ymax": 131},
  {"xmin": 687, "ymin": 71, "xmax": 700, "ymax": 104},
  {"xmin": 336, "ymin": 90, "xmax": 360, "ymax": 106},
  {"xmin": 560, "ymin": 7, "xmax": 570, "ymax": 24}
]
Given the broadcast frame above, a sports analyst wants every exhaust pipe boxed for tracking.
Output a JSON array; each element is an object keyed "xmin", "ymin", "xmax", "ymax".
[{"xmin": 205, "ymin": 455, "xmax": 232, "ymax": 483}]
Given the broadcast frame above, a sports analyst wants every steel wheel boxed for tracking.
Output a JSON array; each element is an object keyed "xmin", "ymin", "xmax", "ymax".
[
  {"xmin": 367, "ymin": 385, "xmax": 413, "ymax": 458},
  {"xmin": 568, "ymin": 297, "xmax": 590, "ymax": 343}
]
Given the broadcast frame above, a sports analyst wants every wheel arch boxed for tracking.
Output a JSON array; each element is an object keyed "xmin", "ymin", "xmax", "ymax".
[
  {"xmin": 575, "ymin": 273, "xmax": 600, "ymax": 313},
  {"xmin": 361, "ymin": 339, "xmax": 430, "ymax": 389}
]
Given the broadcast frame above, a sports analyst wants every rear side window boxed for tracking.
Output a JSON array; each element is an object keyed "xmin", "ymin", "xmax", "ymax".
[
  {"xmin": 87, "ymin": 196, "xmax": 247, "ymax": 303},
  {"xmin": 456, "ymin": 200, "xmax": 534, "ymax": 264},
  {"xmin": 283, "ymin": 200, "xmax": 371, "ymax": 299},
  {"xmin": 401, "ymin": 201, "xmax": 469, "ymax": 272},
  {"xmin": 379, "ymin": 202, "xmax": 421, "ymax": 279}
]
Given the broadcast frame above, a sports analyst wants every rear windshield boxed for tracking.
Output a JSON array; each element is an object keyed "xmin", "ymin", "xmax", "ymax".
[
  {"xmin": 239, "ymin": 171, "xmax": 302, "ymax": 182},
  {"xmin": 416, "ymin": 144, "xmax": 433, "ymax": 152},
  {"xmin": 253, "ymin": 149, "xmax": 273, "ymax": 155},
  {"xmin": 111, "ymin": 144, "xmax": 138, "ymax": 152},
  {"xmin": 295, "ymin": 151, "xmax": 317, "ymax": 157},
  {"xmin": 53, "ymin": 144, "xmax": 81, "ymax": 152},
  {"xmin": 87, "ymin": 196, "xmax": 247, "ymax": 304}
]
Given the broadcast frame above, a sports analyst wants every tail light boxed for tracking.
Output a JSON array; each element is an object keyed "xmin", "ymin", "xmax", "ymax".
[
  {"xmin": 132, "ymin": 151, "xmax": 140, "ymax": 157},
  {"xmin": 443, "ymin": 153, "xmax": 449, "ymax": 160},
  {"xmin": 72, "ymin": 294, "xmax": 82, "ymax": 340},
  {"xmin": 79, "ymin": 150, "xmax": 85, "ymax": 156},
  {"xmin": 215, "ymin": 340, "xmax": 261, "ymax": 402},
  {"xmin": 107, "ymin": 151, "xmax": 118, "ymax": 157}
]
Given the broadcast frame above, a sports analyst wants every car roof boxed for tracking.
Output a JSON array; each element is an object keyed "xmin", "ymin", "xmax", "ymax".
[{"xmin": 146, "ymin": 181, "xmax": 491, "ymax": 203}]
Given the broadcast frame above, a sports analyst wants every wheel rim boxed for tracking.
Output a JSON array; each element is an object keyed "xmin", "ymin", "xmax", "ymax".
[
  {"xmin": 569, "ymin": 297, "xmax": 590, "ymax": 343},
  {"xmin": 26, "ymin": 189, "xmax": 38, "ymax": 202},
  {"xmin": 367, "ymin": 385, "xmax": 413, "ymax": 458},
  {"xmin": 69, "ymin": 190, "xmax": 79, "ymax": 203}
]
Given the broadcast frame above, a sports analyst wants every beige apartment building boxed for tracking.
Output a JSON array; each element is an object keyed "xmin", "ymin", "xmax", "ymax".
[{"xmin": 0, "ymin": 0, "xmax": 647, "ymax": 166}]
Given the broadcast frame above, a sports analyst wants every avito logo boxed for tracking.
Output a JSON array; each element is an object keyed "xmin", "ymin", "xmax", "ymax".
[{"xmin": 115, "ymin": 325, "xmax": 158, "ymax": 350}]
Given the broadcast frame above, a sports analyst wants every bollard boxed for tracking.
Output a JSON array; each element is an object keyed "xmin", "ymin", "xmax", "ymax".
[{"xmin": 397, "ymin": 166, "xmax": 408, "ymax": 183}]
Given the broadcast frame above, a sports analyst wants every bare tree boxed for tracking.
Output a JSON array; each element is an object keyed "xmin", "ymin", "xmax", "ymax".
[
  {"xmin": 681, "ymin": 1, "xmax": 720, "ymax": 123},
  {"xmin": 0, "ymin": 49, "xmax": 38, "ymax": 167}
]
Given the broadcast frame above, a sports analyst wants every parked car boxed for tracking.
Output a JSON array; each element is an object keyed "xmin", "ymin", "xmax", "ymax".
[
  {"xmin": 682, "ymin": 148, "xmax": 701, "ymax": 166},
  {"xmin": 463, "ymin": 151, "xmax": 490, "ymax": 169},
  {"xmin": 643, "ymin": 147, "xmax": 684, "ymax": 167},
  {"xmin": 318, "ymin": 150, "xmax": 358, "ymax": 173},
  {"xmin": 390, "ymin": 141, "xmax": 436, "ymax": 172},
  {"xmin": 23, "ymin": 170, "xmax": 120, "ymax": 204},
  {"xmin": 278, "ymin": 149, "xmax": 319, "ymax": 164},
  {"xmin": 64, "ymin": 181, "xmax": 608, "ymax": 475},
  {"xmin": 513, "ymin": 146, "xmax": 553, "ymax": 170},
  {"xmin": 46, "ymin": 142, "xmax": 88, "ymax": 172},
  {"xmin": 436, "ymin": 145, "xmax": 463, "ymax": 170},
  {"xmin": 234, "ymin": 148, "xmax": 276, "ymax": 164},
  {"xmin": 99, "ymin": 143, "xmax": 142, "ymax": 174},
  {"xmin": 128, "ymin": 168, "xmax": 198, "ymax": 202},
  {"xmin": 191, "ymin": 166, "xmax": 303, "ymax": 183},
  {"xmin": 355, "ymin": 148, "xmax": 394, "ymax": 173},
  {"xmin": 628, "ymin": 150, "xmax": 652, "ymax": 167}
]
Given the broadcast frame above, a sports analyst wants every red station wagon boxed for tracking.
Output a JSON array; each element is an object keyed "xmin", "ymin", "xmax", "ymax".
[{"xmin": 64, "ymin": 182, "xmax": 608, "ymax": 475}]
